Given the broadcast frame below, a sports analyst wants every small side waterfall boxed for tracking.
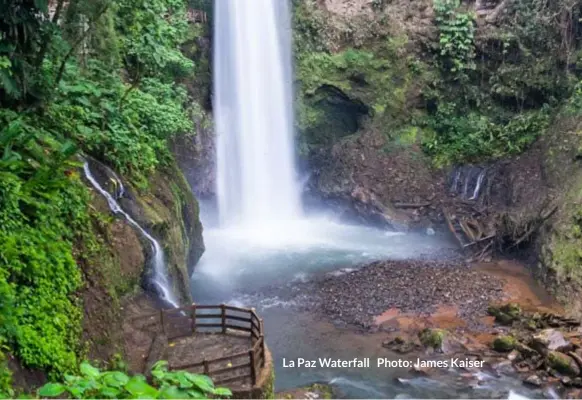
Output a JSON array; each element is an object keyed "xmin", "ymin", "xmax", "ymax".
[
  {"xmin": 82, "ymin": 162, "xmax": 179, "ymax": 308},
  {"xmin": 449, "ymin": 165, "xmax": 489, "ymax": 201}
]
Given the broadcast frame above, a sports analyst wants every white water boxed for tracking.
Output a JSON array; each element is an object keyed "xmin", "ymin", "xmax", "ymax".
[
  {"xmin": 83, "ymin": 162, "xmax": 179, "ymax": 307},
  {"xmin": 214, "ymin": 0, "xmax": 301, "ymax": 228}
]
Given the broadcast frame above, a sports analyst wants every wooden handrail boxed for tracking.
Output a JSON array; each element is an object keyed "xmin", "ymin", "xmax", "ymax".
[{"xmin": 144, "ymin": 304, "xmax": 267, "ymax": 388}]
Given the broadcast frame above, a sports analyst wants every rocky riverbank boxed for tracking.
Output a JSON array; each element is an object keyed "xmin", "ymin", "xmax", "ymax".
[
  {"xmin": 282, "ymin": 259, "xmax": 505, "ymax": 330},
  {"xmin": 254, "ymin": 257, "xmax": 582, "ymax": 398}
]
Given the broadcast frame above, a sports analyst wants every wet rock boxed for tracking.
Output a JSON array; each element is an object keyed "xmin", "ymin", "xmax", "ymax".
[
  {"xmin": 532, "ymin": 329, "xmax": 569, "ymax": 353},
  {"xmin": 507, "ymin": 350, "xmax": 521, "ymax": 361},
  {"xmin": 383, "ymin": 336, "xmax": 420, "ymax": 354},
  {"xmin": 515, "ymin": 342, "xmax": 539, "ymax": 358},
  {"xmin": 523, "ymin": 374, "xmax": 543, "ymax": 387},
  {"xmin": 547, "ymin": 351, "xmax": 580, "ymax": 377},
  {"xmin": 493, "ymin": 335, "xmax": 517, "ymax": 352}
]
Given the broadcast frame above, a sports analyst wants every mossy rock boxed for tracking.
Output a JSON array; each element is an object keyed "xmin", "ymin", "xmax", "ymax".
[
  {"xmin": 487, "ymin": 303, "xmax": 522, "ymax": 325},
  {"xmin": 547, "ymin": 351, "xmax": 581, "ymax": 377},
  {"xmin": 419, "ymin": 328, "xmax": 446, "ymax": 350},
  {"xmin": 493, "ymin": 335, "xmax": 518, "ymax": 352}
]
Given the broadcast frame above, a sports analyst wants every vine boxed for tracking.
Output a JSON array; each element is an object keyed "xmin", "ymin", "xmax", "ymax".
[{"xmin": 433, "ymin": 0, "xmax": 476, "ymax": 79}]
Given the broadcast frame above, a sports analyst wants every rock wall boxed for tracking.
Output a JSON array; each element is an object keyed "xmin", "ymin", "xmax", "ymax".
[{"xmin": 80, "ymin": 157, "xmax": 204, "ymax": 364}]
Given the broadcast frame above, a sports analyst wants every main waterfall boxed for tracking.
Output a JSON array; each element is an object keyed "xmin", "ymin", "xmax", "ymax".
[{"xmin": 214, "ymin": 0, "xmax": 301, "ymax": 227}]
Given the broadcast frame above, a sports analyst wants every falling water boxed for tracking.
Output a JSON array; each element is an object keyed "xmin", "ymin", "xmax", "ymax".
[
  {"xmin": 470, "ymin": 169, "xmax": 486, "ymax": 200},
  {"xmin": 214, "ymin": 0, "xmax": 301, "ymax": 227},
  {"xmin": 83, "ymin": 162, "xmax": 179, "ymax": 308}
]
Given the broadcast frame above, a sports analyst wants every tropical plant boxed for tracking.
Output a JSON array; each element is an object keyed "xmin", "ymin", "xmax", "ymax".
[{"xmin": 37, "ymin": 361, "xmax": 232, "ymax": 399}]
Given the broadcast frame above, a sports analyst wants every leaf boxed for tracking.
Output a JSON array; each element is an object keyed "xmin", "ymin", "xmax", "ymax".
[
  {"xmin": 102, "ymin": 371, "xmax": 130, "ymax": 387},
  {"xmin": 185, "ymin": 374, "xmax": 214, "ymax": 393},
  {"xmin": 80, "ymin": 361, "xmax": 101, "ymax": 378},
  {"xmin": 186, "ymin": 389, "xmax": 206, "ymax": 399},
  {"xmin": 125, "ymin": 376, "xmax": 158, "ymax": 397},
  {"xmin": 99, "ymin": 386, "xmax": 121, "ymax": 399},
  {"xmin": 214, "ymin": 387, "xmax": 233, "ymax": 397},
  {"xmin": 157, "ymin": 385, "xmax": 188, "ymax": 399},
  {"xmin": 38, "ymin": 383, "xmax": 66, "ymax": 397}
]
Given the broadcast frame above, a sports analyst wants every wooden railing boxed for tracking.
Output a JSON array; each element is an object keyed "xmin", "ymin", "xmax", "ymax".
[{"xmin": 155, "ymin": 304, "xmax": 265, "ymax": 387}]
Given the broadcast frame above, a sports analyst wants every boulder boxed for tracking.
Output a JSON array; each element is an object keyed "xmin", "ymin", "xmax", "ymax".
[
  {"xmin": 547, "ymin": 351, "xmax": 580, "ymax": 377},
  {"xmin": 532, "ymin": 329, "xmax": 570, "ymax": 353},
  {"xmin": 493, "ymin": 335, "xmax": 517, "ymax": 352}
]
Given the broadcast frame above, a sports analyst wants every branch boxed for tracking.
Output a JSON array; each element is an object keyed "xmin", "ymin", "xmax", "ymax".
[
  {"xmin": 52, "ymin": 0, "xmax": 66, "ymax": 24},
  {"xmin": 54, "ymin": 2, "xmax": 110, "ymax": 87}
]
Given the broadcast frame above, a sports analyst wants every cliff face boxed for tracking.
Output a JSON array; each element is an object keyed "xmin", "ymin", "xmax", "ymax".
[{"xmin": 292, "ymin": 0, "xmax": 582, "ymax": 316}]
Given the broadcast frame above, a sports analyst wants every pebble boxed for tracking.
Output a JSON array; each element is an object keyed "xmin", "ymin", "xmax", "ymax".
[{"xmin": 282, "ymin": 259, "xmax": 505, "ymax": 329}]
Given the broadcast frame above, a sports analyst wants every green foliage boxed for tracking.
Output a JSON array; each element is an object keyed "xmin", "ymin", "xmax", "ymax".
[
  {"xmin": 116, "ymin": 0, "xmax": 194, "ymax": 81},
  {"xmin": 422, "ymin": 103, "xmax": 550, "ymax": 165},
  {"xmin": 433, "ymin": 0, "xmax": 476, "ymax": 79},
  {"xmin": 46, "ymin": 61, "xmax": 193, "ymax": 179},
  {"xmin": 0, "ymin": 114, "xmax": 89, "ymax": 375},
  {"xmin": 38, "ymin": 361, "xmax": 232, "ymax": 399},
  {"xmin": 0, "ymin": 0, "xmax": 201, "ymax": 387},
  {"xmin": 0, "ymin": 345, "xmax": 13, "ymax": 398}
]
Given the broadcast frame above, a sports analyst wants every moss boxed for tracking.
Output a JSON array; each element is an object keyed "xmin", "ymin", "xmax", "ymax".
[
  {"xmin": 309, "ymin": 383, "xmax": 333, "ymax": 399},
  {"xmin": 419, "ymin": 328, "xmax": 446, "ymax": 349},
  {"xmin": 487, "ymin": 303, "xmax": 522, "ymax": 325},
  {"xmin": 493, "ymin": 335, "xmax": 517, "ymax": 352},
  {"xmin": 547, "ymin": 351, "xmax": 580, "ymax": 377},
  {"xmin": 263, "ymin": 368, "xmax": 275, "ymax": 400}
]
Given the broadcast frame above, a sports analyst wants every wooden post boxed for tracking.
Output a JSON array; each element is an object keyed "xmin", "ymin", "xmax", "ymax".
[
  {"xmin": 191, "ymin": 303, "xmax": 196, "ymax": 333},
  {"xmin": 249, "ymin": 350, "xmax": 256, "ymax": 385},
  {"xmin": 221, "ymin": 304, "xmax": 226, "ymax": 334},
  {"xmin": 160, "ymin": 310, "xmax": 166, "ymax": 335},
  {"xmin": 203, "ymin": 359, "xmax": 209, "ymax": 375}
]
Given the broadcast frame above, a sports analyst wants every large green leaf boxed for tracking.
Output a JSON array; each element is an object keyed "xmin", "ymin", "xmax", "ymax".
[
  {"xmin": 157, "ymin": 385, "xmax": 189, "ymax": 399},
  {"xmin": 125, "ymin": 376, "xmax": 158, "ymax": 398},
  {"xmin": 185, "ymin": 374, "xmax": 214, "ymax": 393},
  {"xmin": 80, "ymin": 361, "xmax": 101, "ymax": 378},
  {"xmin": 102, "ymin": 371, "xmax": 130, "ymax": 388},
  {"xmin": 99, "ymin": 386, "xmax": 122, "ymax": 399},
  {"xmin": 38, "ymin": 383, "xmax": 66, "ymax": 397},
  {"xmin": 214, "ymin": 387, "xmax": 233, "ymax": 397}
]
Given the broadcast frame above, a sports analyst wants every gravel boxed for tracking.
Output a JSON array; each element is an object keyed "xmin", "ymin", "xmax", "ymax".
[{"xmin": 266, "ymin": 259, "xmax": 506, "ymax": 330}]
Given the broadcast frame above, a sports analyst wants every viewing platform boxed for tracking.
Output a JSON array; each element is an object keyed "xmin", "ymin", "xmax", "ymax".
[{"xmin": 132, "ymin": 304, "xmax": 274, "ymax": 399}]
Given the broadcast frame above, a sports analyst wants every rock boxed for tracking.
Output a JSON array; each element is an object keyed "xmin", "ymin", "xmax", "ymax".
[
  {"xmin": 523, "ymin": 374, "xmax": 542, "ymax": 387},
  {"xmin": 493, "ymin": 335, "xmax": 517, "ymax": 352},
  {"xmin": 532, "ymin": 329, "xmax": 570, "ymax": 353},
  {"xmin": 507, "ymin": 350, "xmax": 521, "ymax": 361},
  {"xmin": 547, "ymin": 351, "xmax": 581, "ymax": 377},
  {"xmin": 426, "ymin": 227, "xmax": 435, "ymax": 236},
  {"xmin": 515, "ymin": 342, "xmax": 539, "ymax": 358},
  {"xmin": 419, "ymin": 328, "xmax": 446, "ymax": 350}
]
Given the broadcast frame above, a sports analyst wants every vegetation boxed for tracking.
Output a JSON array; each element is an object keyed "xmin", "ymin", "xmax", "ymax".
[
  {"xmin": 292, "ymin": 0, "xmax": 581, "ymax": 165},
  {"xmin": 0, "ymin": 0, "xmax": 205, "ymax": 392},
  {"xmin": 37, "ymin": 361, "xmax": 231, "ymax": 399},
  {"xmin": 433, "ymin": 0, "xmax": 475, "ymax": 79}
]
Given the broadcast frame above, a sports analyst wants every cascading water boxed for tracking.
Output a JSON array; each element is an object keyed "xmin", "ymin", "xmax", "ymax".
[
  {"xmin": 82, "ymin": 162, "xmax": 179, "ymax": 308},
  {"xmin": 214, "ymin": 0, "xmax": 301, "ymax": 228}
]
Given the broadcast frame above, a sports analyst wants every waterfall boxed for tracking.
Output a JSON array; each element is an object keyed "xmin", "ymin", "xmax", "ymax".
[
  {"xmin": 214, "ymin": 0, "xmax": 301, "ymax": 228},
  {"xmin": 82, "ymin": 162, "xmax": 179, "ymax": 308}
]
